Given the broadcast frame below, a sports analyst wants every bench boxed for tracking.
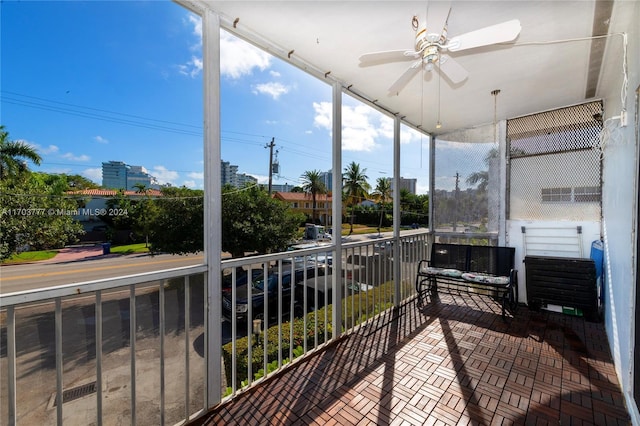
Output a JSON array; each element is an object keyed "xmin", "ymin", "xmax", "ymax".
[{"xmin": 415, "ymin": 243, "xmax": 518, "ymax": 319}]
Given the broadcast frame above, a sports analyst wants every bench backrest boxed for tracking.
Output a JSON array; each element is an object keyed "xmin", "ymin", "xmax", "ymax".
[{"xmin": 430, "ymin": 243, "xmax": 515, "ymax": 276}]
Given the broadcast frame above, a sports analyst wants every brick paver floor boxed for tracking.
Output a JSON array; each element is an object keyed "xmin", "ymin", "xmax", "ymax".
[{"xmin": 191, "ymin": 292, "xmax": 630, "ymax": 425}]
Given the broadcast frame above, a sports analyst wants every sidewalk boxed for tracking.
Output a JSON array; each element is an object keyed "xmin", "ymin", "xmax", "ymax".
[
  {"xmin": 42, "ymin": 245, "xmax": 107, "ymax": 263},
  {"xmin": 1, "ymin": 245, "xmax": 118, "ymax": 266}
]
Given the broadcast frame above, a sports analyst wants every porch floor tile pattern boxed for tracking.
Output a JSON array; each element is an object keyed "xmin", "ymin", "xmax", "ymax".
[{"xmin": 191, "ymin": 293, "xmax": 630, "ymax": 425}]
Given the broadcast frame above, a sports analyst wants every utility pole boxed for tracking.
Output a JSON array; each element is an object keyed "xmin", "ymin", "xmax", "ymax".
[
  {"xmin": 453, "ymin": 172, "xmax": 460, "ymax": 232},
  {"xmin": 265, "ymin": 137, "xmax": 275, "ymax": 195}
]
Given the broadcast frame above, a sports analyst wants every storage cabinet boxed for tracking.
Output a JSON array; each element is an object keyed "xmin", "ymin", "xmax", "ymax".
[{"xmin": 524, "ymin": 255, "xmax": 599, "ymax": 321}]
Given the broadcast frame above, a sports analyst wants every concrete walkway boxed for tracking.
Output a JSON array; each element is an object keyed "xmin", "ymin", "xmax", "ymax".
[{"xmin": 42, "ymin": 245, "xmax": 108, "ymax": 263}]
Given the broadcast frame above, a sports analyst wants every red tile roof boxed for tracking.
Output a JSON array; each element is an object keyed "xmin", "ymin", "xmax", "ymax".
[
  {"xmin": 67, "ymin": 189, "xmax": 163, "ymax": 197},
  {"xmin": 273, "ymin": 192, "xmax": 332, "ymax": 201}
]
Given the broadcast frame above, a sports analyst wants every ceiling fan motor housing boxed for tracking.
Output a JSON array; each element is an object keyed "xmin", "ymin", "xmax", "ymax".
[{"xmin": 415, "ymin": 24, "xmax": 448, "ymax": 66}]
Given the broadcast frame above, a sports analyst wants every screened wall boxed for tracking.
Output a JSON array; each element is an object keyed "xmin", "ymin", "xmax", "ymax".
[
  {"xmin": 432, "ymin": 124, "xmax": 501, "ymax": 242},
  {"xmin": 507, "ymin": 101, "xmax": 603, "ymax": 222}
]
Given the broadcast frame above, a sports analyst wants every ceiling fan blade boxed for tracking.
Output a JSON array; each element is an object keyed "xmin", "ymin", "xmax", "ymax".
[
  {"xmin": 424, "ymin": 1, "xmax": 451, "ymax": 42},
  {"xmin": 359, "ymin": 50, "xmax": 417, "ymax": 66},
  {"xmin": 438, "ymin": 54, "xmax": 468, "ymax": 84},
  {"xmin": 445, "ymin": 19, "xmax": 521, "ymax": 52},
  {"xmin": 388, "ymin": 60, "xmax": 422, "ymax": 94}
]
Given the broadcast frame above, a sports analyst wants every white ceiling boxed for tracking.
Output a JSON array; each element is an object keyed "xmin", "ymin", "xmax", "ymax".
[{"xmin": 196, "ymin": 1, "xmax": 624, "ymax": 135}]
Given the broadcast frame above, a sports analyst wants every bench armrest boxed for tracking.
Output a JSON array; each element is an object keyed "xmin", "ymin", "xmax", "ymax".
[
  {"xmin": 417, "ymin": 259, "xmax": 431, "ymax": 272},
  {"xmin": 509, "ymin": 269, "xmax": 518, "ymax": 286}
]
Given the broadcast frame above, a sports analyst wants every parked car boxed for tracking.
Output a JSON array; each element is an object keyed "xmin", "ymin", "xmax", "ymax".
[
  {"xmin": 222, "ymin": 265, "xmax": 319, "ymax": 323},
  {"xmin": 295, "ymin": 257, "xmax": 389, "ymax": 313},
  {"xmin": 343, "ymin": 253, "xmax": 393, "ymax": 289},
  {"xmin": 373, "ymin": 239, "xmax": 426, "ymax": 261},
  {"xmin": 221, "ymin": 268, "xmax": 263, "ymax": 291}
]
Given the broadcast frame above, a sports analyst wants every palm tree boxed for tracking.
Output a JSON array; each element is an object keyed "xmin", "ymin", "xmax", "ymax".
[
  {"xmin": 466, "ymin": 171, "xmax": 489, "ymax": 192},
  {"xmin": 371, "ymin": 177, "xmax": 392, "ymax": 235},
  {"xmin": 300, "ymin": 170, "xmax": 327, "ymax": 223},
  {"xmin": 133, "ymin": 182, "xmax": 148, "ymax": 194},
  {"xmin": 0, "ymin": 126, "xmax": 41, "ymax": 179},
  {"xmin": 466, "ymin": 147, "xmax": 499, "ymax": 192},
  {"xmin": 342, "ymin": 161, "xmax": 370, "ymax": 235}
]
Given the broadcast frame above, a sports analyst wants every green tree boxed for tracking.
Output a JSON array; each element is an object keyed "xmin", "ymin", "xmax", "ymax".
[
  {"xmin": 102, "ymin": 190, "xmax": 135, "ymax": 231},
  {"xmin": 148, "ymin": 186, "xmax": 204, "ymax": 255},
  {"xmin": 342, "ymin": 161, "xmax": 370, "ymax": 235},
  {"xmin": 0, "ymin": 172, "xmax": 84, "ymax": 259},
  {"xmin": 63, "ymin": 174, "xmax": 100, "ymax": 190},
  {"xmin": 222, "ymin": 185, "xmax": 304, "ymax": 258},
  {"xmin": 300, "ymin": 170, "xmax": 327, "ymax": 223},
  {"xmin": 466, "ymin": 171, "xmax": 489, "ymax": 192},
  {"xmin": 131, "ymin": 183, "xmax": 156, "ymax": 246},
  {"xmin": 146, "ymin": 185, "xmax": 303, "ymax": 257},
  {"xmin": 371, "ymin": 177, "xmax": 392, "ymax": 234},
  {"xmin": 0, "ymin": 126, "xmax": 42, "ymax": 180}
]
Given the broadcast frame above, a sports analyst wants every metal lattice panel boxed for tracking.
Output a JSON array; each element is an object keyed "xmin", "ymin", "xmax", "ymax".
[{"xmin": 507, "ymin": 101, "xmax": 603, "ymax": 221}]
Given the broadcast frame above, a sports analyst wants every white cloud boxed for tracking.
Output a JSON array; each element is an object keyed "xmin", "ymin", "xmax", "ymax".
[
  {"xmin": 187, "ymin": 14, "xmax": 202, "ymax": 47},
  {"xmin": 269, "ymin": 70, "xmax": 281, "ymax": 78},
  {"xmin": 220, "ymin": 30, "xmax": 271, "ymax": 79},
  {"xmin": 182, "ymin": 180, "xmax": 196, "ymax": 188},
  {"xmin": 152, "ymin": 165, "xmax": 179, "ymax": 185},
  {"xmin": 62, "ymin": 152, "xmax": 90, "ymax": 162},
  {"xmin": 252, "ymin": 82, "xmax": 290, "ymax": 100},
  {"xmin": 81, "ymin": 168, "xmax": 102, "ymax": 184},
  {"xmin": 248, "ymin": 174, "xmax": 269, "ymax": 184},
  {"xmin": 378, "ymin": 117, "xmax": 424, "ymax": 144},
  {"xmin": 187, "ymin": 172, "xmax": 204, "ymax": 180},
  {"xmin": 312, "ymin": 101, "xmax": 386, "ymax": 152},
  {"xmin": 179, "ymin": 14, "xmax": 273, "ymax": 80},
  {"xmin": 178, "ymin": 55, "xmax": 203, "ymax": 78},
  {"xmin": 94, "ymin": 135, "xmax": 109, "ymax": 144},
  {"xmin": 177, "ymin": 14, "xmax": 203, "ymax": 78},
  {"xmin": 313, "ymin": 102, "xmax": 332, "ymax": 130},
  {"xmin": 22, "ymin": 140, "xmax": 59, "ymax": 155}
]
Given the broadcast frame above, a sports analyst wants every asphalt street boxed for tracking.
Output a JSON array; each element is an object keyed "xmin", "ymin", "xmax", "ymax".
[{"xmin": 0, "ymin": 252, "xmax": 204, "ymax": 294}]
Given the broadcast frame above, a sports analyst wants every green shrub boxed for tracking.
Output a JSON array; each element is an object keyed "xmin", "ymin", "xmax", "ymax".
[
  {"xmin": 222, "ymin": 306, "xmax": 332, "ymax": 389},
  {"xmin": 221, "ymin": 280, "xmax": 412, "ymax": 390}
]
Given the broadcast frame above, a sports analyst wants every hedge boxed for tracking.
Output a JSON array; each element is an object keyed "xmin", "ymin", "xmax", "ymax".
[{"xmin": 221, "ymin": 279, "xmax": 412, "ymax": 392}]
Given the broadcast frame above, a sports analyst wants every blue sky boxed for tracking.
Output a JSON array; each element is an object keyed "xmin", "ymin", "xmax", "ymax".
[{"xmin": 2, "ymin": 0, "xmax": 431, "ymax": 193}]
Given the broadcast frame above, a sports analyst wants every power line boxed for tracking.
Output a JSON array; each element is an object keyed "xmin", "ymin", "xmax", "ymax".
[
  {"xmin": 2, "ymin": 90, "xmax": 202, "ymax": 129},
  {"xmin": 3, "ymin": 97, "xmax": 203, "ymax": 137},
  {"xmin": 4, "ymin": 91, "xmax": 404, "ymax": 179}
]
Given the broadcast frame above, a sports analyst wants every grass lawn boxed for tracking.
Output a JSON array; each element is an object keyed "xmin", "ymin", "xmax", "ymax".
[
  {"xmin": 1, "ymin": 243, "xmax": 149, "ymax": 264},
  {"xmin": 341, "ymin": 224, "xmax": 392, "ymax": 236},
  {"xmin": 110, "ymin": 243, "xmax": 149, "ymax": 255},
  {"xmin": 2, "ymin": 250, "xmax": 58, "ymax": 264}
]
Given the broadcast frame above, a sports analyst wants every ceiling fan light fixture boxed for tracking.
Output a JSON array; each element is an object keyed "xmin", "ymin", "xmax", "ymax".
[{"xmin": 359, "ymin": 7, "xmax": 521, "ymax": 95}]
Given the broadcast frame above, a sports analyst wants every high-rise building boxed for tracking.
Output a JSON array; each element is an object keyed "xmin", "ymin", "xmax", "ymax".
[
  {"xmin": 390, "ymin": 177, "xmax": 417, "ymax": 195},
  {"xmin": 237, "ymin": 173, "xmax": 258, "ymax": 187},
  {"xmin": 102, "ymin": 161, "xmax": 128, "ymax": 189},
  {"xmin": 127, "ymin": 166, "xmax": 154, "ymax": 190},
  {"xmin": 221, "ymin": 160, "xmax": 258, "ymax": 188},
  {"xmin": 102, "ymin": 161, "xmax": 157, "ymax": 190},
  {"xmin": 264, "ymin": 183, "xmax": 295, "ymax": 192},
  {"xmin": 221, "ymin": 161, "xmax": 239, "ymax": 187},
  {"xmin": 319, "ymin": 170, "xmax": 333, "ymax": 191}
]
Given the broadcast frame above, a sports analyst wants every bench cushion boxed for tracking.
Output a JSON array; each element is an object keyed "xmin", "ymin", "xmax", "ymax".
[
  {"xmin": 461, "ymin": 272, "xmax": 510, "ymax": 286},
  {"xmin": 420, "ymin": 267, "xmax": 463, "ymax": 278}
]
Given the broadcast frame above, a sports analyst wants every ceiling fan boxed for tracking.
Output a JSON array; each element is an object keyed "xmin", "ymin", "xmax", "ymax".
[{"xmin": 359, "ymin": 2, "xmax": 521, "ymax": 94}]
